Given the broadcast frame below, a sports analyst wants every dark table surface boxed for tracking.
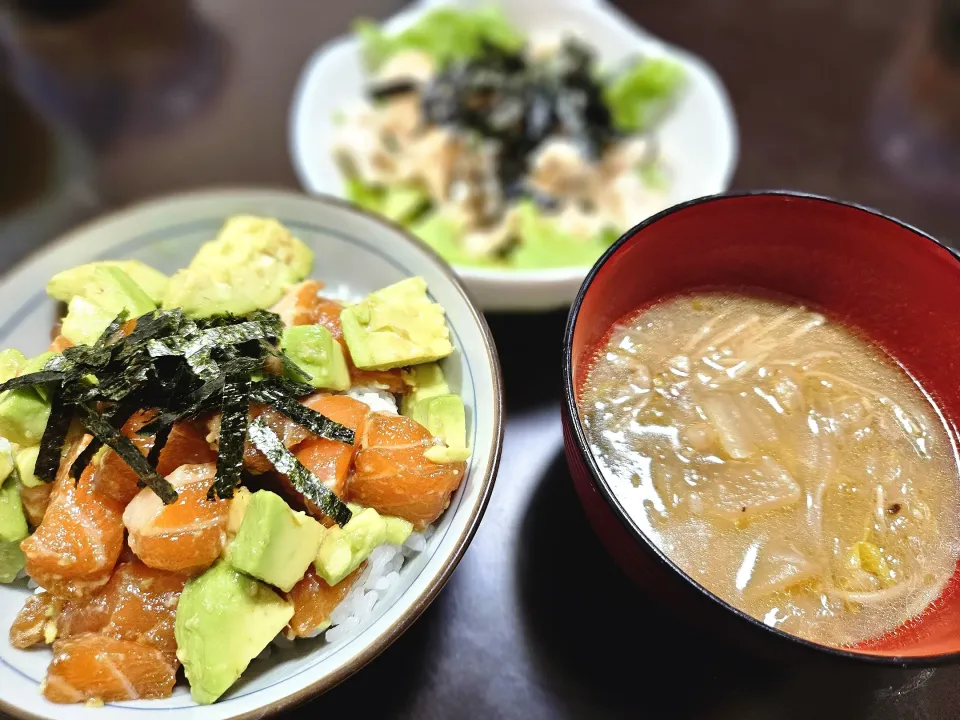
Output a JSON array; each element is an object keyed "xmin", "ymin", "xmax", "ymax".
[{"xmin": 3, "ymin": 1, "xmax": 960, "ymax": 718}]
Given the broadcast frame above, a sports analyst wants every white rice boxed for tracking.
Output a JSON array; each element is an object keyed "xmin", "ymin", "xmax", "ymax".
[
  {"xmin": 346, "ymin": 386, "xmax": 399, "ymax": 415},
  {"xmin": 323, "ymin": 535, "xmax": 419, "ymax": 644},
  {"xmin": 317, "ymin": 284, "xmax": 360, "ymax": 304},
  {"xmin": 267, "ymin": 529, "xmax": 429, "ymax": 652},
  {"xmin": 261, "ymin": 284, "xmax": 426, "ymax": 651}
]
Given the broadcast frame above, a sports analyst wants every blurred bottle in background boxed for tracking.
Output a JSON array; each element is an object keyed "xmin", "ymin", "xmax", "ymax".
[
  {"xmin": 871, "ymin": 0, "xmax": 960, "ymax": 201},
  {"xmin": 9, "ymin": 0, "xmax": 114, "ymax": 22},
  {"xmin": 0, "ymin": 71, "xmax": 56, "ymax": 217},
  {"xmin": 0, "ymin": 0, "xmax": 225, "ymax": 150},
  {"xmin": 0, "ymin": 71, "xmax": 98, "ymax": 263}
]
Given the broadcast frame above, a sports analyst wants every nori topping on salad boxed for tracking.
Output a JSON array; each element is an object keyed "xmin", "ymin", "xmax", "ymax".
[
  {"xmin": 6, "ymin": 308, "xmax": 355, "ymax": 509},
  {"xmin": 247, "ymin": 415, "xmax": 353, "ymax": 526},
  {"xmin": 369, "ymin": 79, "xmax": 419, "ymax": 102},
  {"xmin": 419, "ymin": 39, "xmax": 621, "ymax": 192}
]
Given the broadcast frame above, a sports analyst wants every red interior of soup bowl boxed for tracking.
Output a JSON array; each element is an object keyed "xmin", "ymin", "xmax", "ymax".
[{"xmin": 564, "ymin": 192, "xmax": 960, "ymax": 662}]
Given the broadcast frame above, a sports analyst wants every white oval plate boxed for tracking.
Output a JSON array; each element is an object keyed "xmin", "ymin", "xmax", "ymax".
[
  {"xmin": 0, "ymin": 189, "xmax": 503, "ymax": 720},
  {"xmin": 290, "ymin": 0, "xmax": 739, "ymax": 311}
]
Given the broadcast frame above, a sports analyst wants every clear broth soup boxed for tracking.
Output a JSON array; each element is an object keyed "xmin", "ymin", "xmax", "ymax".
[{"xmin": 580, "ymin": 292, "xmax": 960, "ymax": 647}]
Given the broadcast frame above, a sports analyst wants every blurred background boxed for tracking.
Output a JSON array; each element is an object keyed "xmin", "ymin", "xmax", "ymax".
[
  {"xmin": 3, "ymin": 1, "xmax": 960, "ymax": 718},
  {"xmin": 5, "ymin": 0, "xmax": 960, "ymax": 262}
]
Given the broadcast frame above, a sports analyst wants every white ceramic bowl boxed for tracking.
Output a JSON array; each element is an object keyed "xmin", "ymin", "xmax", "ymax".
[
  {"xmin": 0, "ymin": 189, "xmax": 504, "ymax": 720},
  {"xmin": 289, "ymin": 0, "xmax": 738, "ymax": 311}
]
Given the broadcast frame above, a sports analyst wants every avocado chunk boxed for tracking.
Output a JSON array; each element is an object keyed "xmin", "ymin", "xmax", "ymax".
[
  {"xmin": 0, "ymin": 351, "xmax": 49, "ymax": 446},
  {"xmin": 15, "ymin": 445, "xmax": 41, "ymax": 488},
  {"xmin": 384, "ymin": 515, "xmax": 414, "ymax": 546},
  {"xmin": 0, "ymin": 440, "xmax": 15, "ymax": 490},
  {"xmin": 162, "ymin": 273, "xmax": 254, "ymax": 319},
  {"xmin": 57, "ymin": 266, "xmax": 156, "ymax": 345},
  {"xmin": 176, "ymin": 561, "xmax": 294, "ymax": 705},
  {"xmin": 400, "ymin": 363, "xmax": 449, "ymax": 417},
  {"xmin": 103, "ymin": 261, "xmax": 169, "ymax": 304},
  {"xmin": 411, "ymin": 394, "xmax": 470, "ymax": 463},
  {"xmin": 424, "ymin": 444, "xmax": 472, "ymax": 464},
  {"xmin": 0, "ymin": 350, "xmax": 26, "ymax": 384},
  {"xmin": 21, "ymin": 352, "xmax": 56, "ymax": 401},
  {"xmin": 340, "ymin": 277, "xmax": 454, "ymax": 371},
  {"xmin": 0, "ymin": 479, "xmax": 28, "ymax": 583},
  {"xmin": 226, "ymin": 490, "xmax": 325, "ymax": 592},
  {"xmin": 61, "ymin": 296, "xmax": 119, "ymax": 347},
  {"xmin": 0, "ymin": 386, "xmax": 49, "ymax": 447},
  {"xmin": 163, "ymin": 216, "xmax": 314, "ymax": 317},
  {"xmin": 314, "ymin": 507, "xmax": 387, "ymax": 586},
  {"xmin": 401, "ymin": 371, "xmax": 470, "ymax": 464},
  {"xmin": 226, "ymin": 487, "xmax": 252, "ymax": 542},
  {"xmin": 47, "ymin": 260, "xmax": 168, "ymax": 306},
  {"xmin": 280, "ymin": 325, "xmax": 350, "ymax": 391}
]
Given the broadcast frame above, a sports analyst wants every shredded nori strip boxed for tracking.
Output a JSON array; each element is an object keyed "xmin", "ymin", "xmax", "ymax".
[
  {"xmin": 94, "ymin": 311, "xmax": 128, "ymax": 347},
  {"xmin": 70, "ymin": 438, "xmax": 102, "ymax": 480},
  {"xmin": 28, "ymin": 305, "xmax": 359, "ymax": 505},
  {"xmin": 198, "ymin": 320, "xmax": 279, "ymax": 347},
  {"xmin": 180, "ymin": 341, "xmax": 221, "ymax": 382},
  {"xmin": 34, "ymin": 390, "xmax": 73, "ymax": 483},
  {"xmin": 369, "ymin": 79, "xmax": 418, "ymax": 101},
  {"xmin": 420, "ymin": 38, "xmax": 623, "ymax": 191},
  {"xmin": 245, "ymin": 309, "xmax": 285, "ymax": 336},
  {"xmin": 146, "ymin": 339, "xmax": 181, "ymax": 358},
  {"xmin": 69, "ymin": 400, "xmax": 140, "ymax": 480},
  {"xmin": 247, "ymin": 416, "xmax": 352, "ymax": 526},
  {"xmin": 137, "ymin": 375, "xmax": 225, "ymax": 435},
  {"xmin": 261, "ymin": 340, "xmax": 315, "ymax": 395},
  {"xmin": 117, "ymin": 309, "xmax": 185, "ymax": 359},
  {"xmin": 74, "ymin": 404, "xmax": 178, "ymax": 504},
  {"xmin": 0, "ymin": 371, "xmax": 66, "ymax": 393},
  {"xmin": 95, "ymin": 361, "xmax": 153, "ymax": 403},
  {"xmin": 146, "ymin": 423, "xmax": 172, "ymax": 470},
  {"xmin": 269, "ymin": 374, "xmax": 317, "ymax": 399},
  {"xmin": 209, "ymin": 372, "xmax": 251, "ymax": 500},
  {"xmin": 251, "ymin": 383, "xmax": 355, "ymax": 445}
]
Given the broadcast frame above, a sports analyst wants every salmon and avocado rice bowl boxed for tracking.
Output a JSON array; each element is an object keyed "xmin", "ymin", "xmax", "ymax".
[{"xmin": 0, "ymin": 215, "xmax": 472, "ymax": 706}]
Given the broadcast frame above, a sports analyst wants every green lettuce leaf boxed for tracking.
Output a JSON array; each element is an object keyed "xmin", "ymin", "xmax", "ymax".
[
  {"xmin": 354, "ymin": 6, "xmax": 523, "ymax": 70},
  {"xmin": 409, "ymin": 213, "xmax": 499, "ymax": 268},
  {"xmin": 345, "ymin": 178, "xmax": 429, "ymax": 225},
  {"xmin": 345, "ymin": 177, "xmax": 386, "ymax": 215},
  {"xmin": 604, "ymin": 57, "xmax": 685, "ymax": 133},
  {"xmin": 509, "ymin": 202, "xmax": 617, "ymax": 270}
]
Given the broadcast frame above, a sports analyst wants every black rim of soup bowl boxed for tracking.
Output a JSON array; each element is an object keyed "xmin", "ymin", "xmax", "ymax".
[{"xmin": 561, "ymin": 189, "xmax": 960, "ymax": 667}]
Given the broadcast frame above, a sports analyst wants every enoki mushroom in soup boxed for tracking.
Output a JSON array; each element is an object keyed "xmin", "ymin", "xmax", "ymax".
[{"xmin": 580, "ymin": 292, "xmax": 960, "ymax": 647}]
